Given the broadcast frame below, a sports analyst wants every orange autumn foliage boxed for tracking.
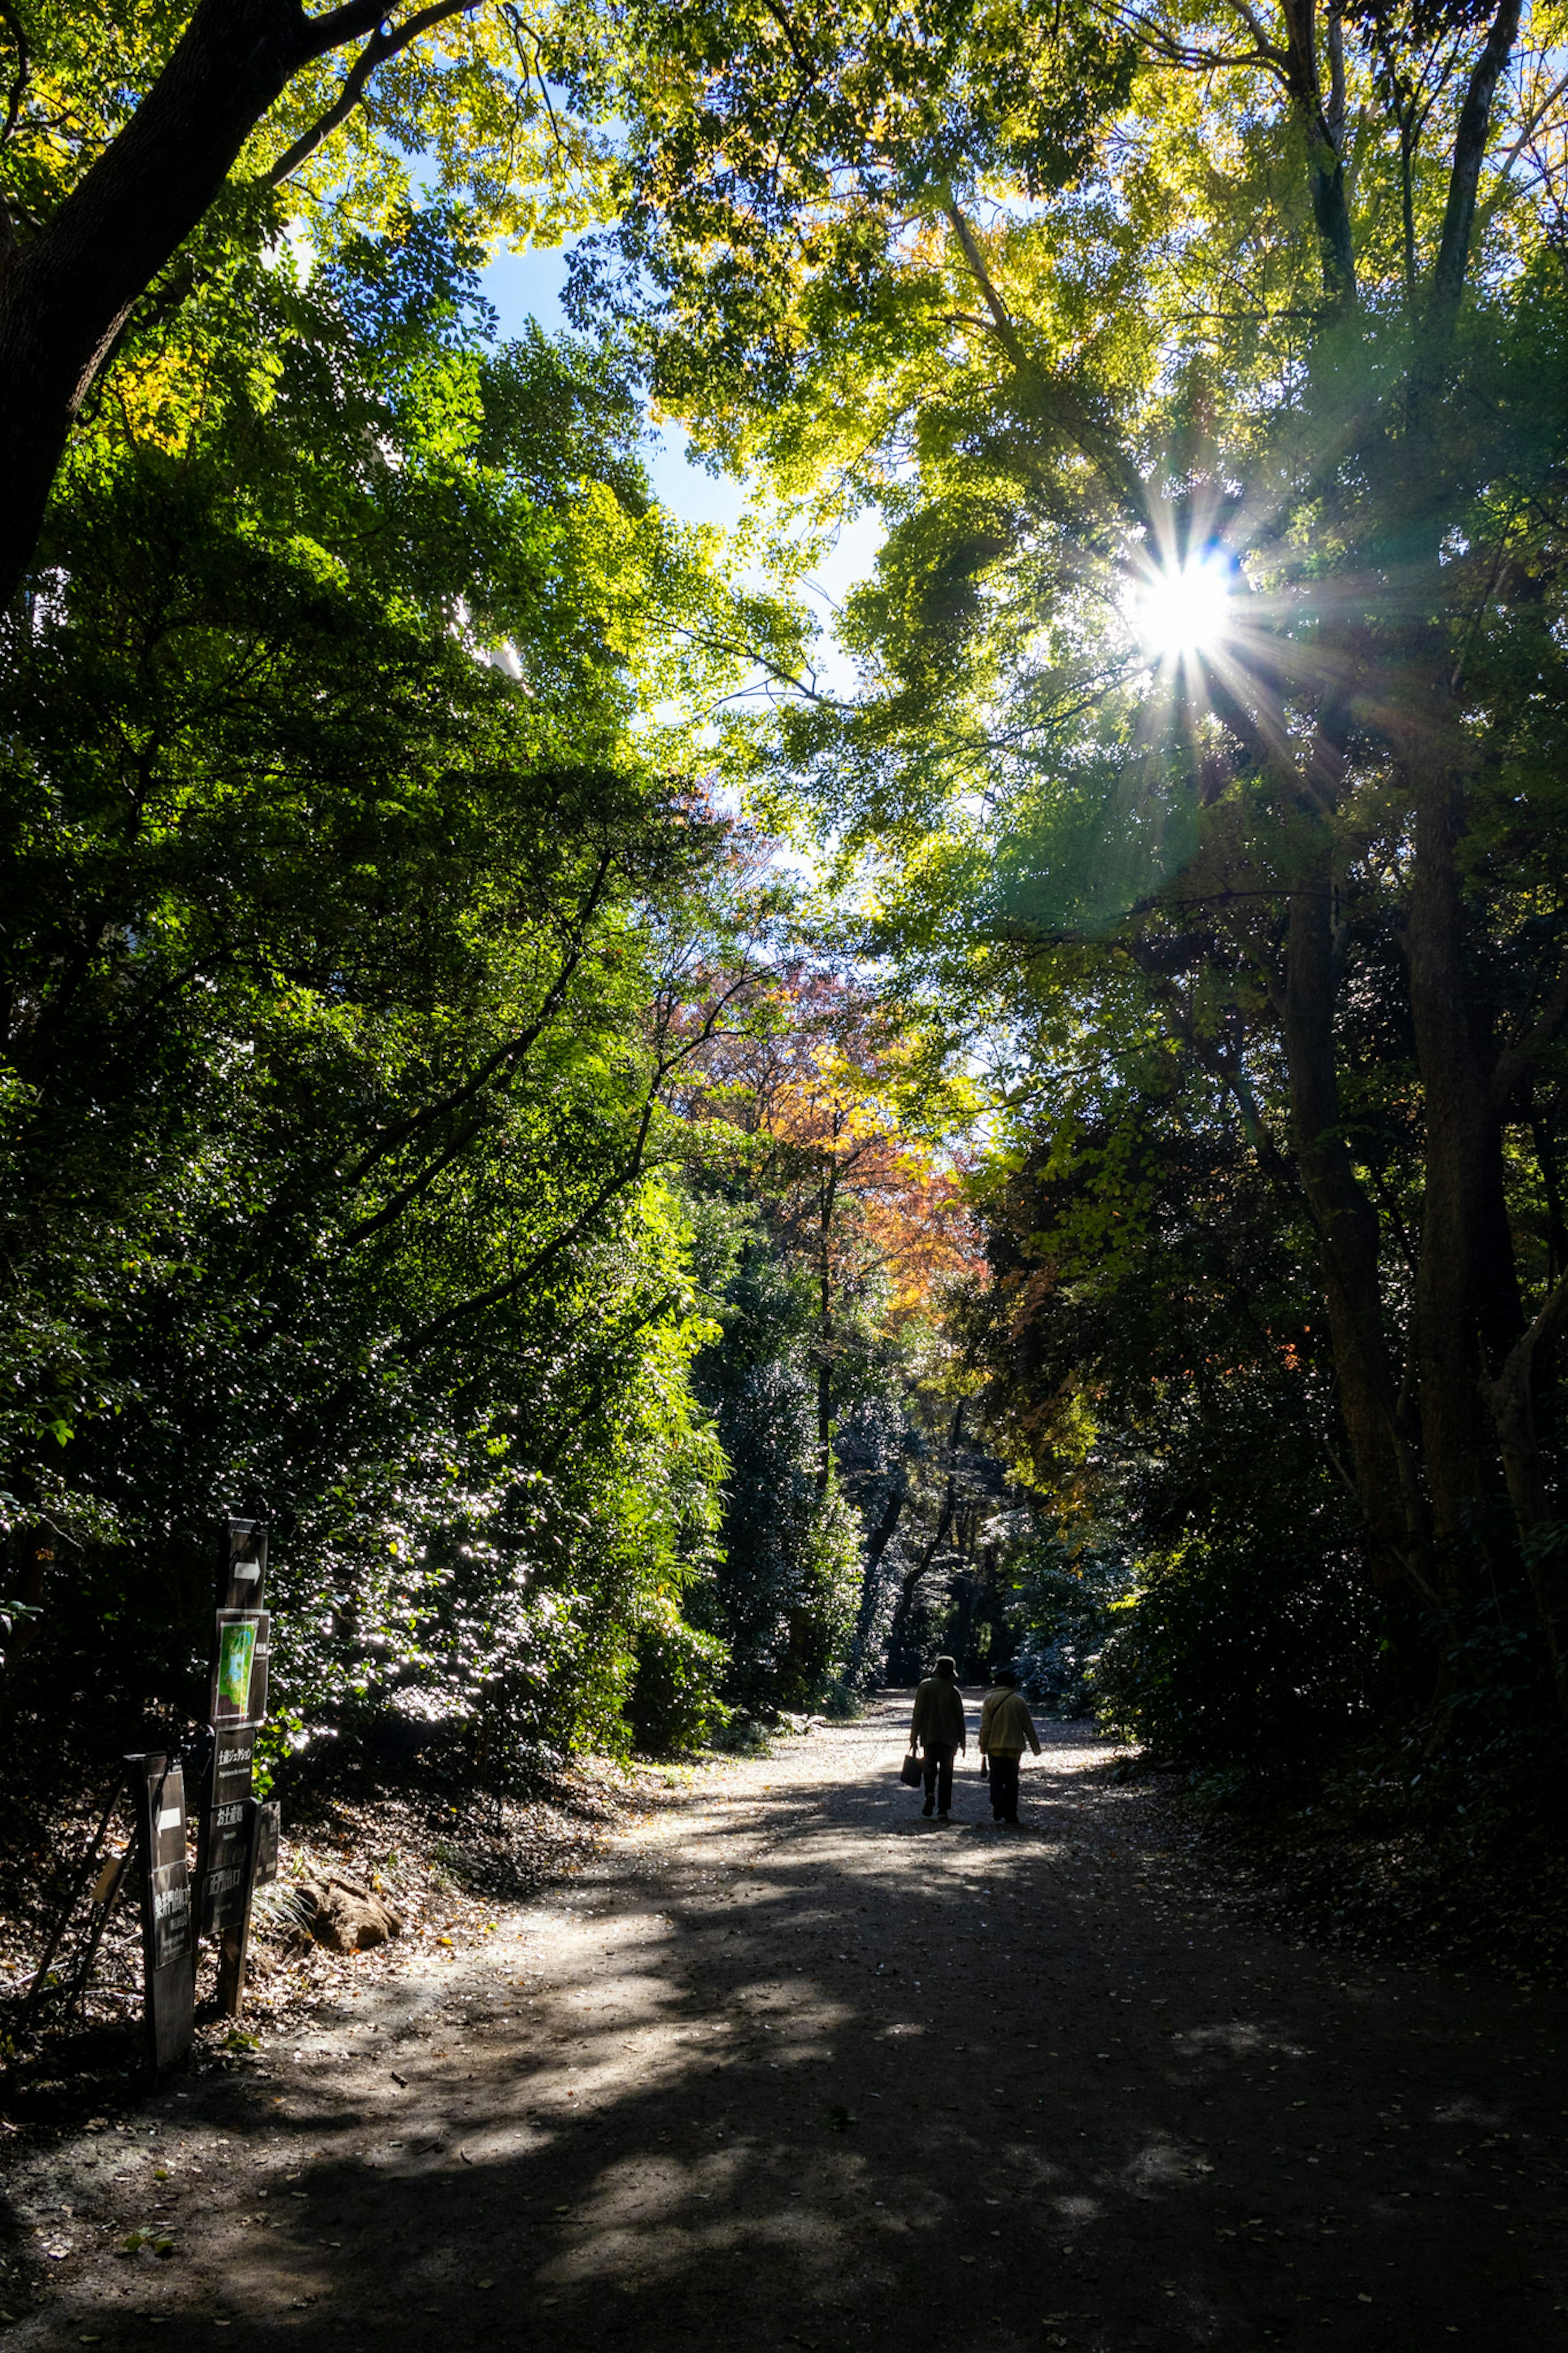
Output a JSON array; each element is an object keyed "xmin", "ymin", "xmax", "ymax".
[{"xmin": 680, "ymin": 968, "xmax": 983, "ymax": 1321}]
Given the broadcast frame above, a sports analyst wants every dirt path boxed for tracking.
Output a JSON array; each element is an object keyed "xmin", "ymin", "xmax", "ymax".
[{"xmin": 8, "ymin": 1696, "xmax": 1568, "ymax": 2353}]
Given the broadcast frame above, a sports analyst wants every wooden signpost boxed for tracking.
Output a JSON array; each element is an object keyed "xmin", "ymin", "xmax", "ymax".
[
  {"xmin": 128, "ymin": 1751, "xmax": 194, "ymax": 2077},
  {"xmin": 194, "ymin": 1519, "xmax": 277, "ymax": 2014},
  {"xmin": 31, "ymin": 1520, "xmax": 283, "ymax": 2079}
]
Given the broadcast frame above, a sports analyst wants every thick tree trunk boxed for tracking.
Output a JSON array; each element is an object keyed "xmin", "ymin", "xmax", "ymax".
[
  {"xmin": 1403, "ymin": 752, "xmax": 1523, "ymax": 1585},
  {"xmin": 1486, "ymin": 1275, "xmax": 1568, "ymax": 1715},
  {"xmin": 0, "ymin": 0, "xmax": 378, "ymax": 607},
  {"xmin": 1281, "ymin": 830, "xmax": 1422, "ymax": 1592}
]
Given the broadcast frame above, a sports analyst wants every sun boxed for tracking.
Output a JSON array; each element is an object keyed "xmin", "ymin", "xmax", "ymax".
[{"xmin": 1129, "ymin": 551, "xmax": 1232, "ymax": 664}]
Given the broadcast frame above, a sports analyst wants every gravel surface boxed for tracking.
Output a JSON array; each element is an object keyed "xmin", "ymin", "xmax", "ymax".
[{"xmin": 5, "ymin": 1693, "xmax": 1567, "ymax": 2353}]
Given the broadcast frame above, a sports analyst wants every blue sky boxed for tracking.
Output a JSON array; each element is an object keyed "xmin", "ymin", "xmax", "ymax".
[{"xmin": 482, "ymin": 242, "xmax": 884, "ymax": 657}]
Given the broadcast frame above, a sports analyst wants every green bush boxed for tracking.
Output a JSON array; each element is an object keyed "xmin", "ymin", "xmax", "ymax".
[
  {"xmin": 1092, "ymin": 1532, "xmax": 1378, "ymax": 1769},
  {"xmin": 788, "ymin": 1473, "xmax": 864, "ymax": 1701},
  {"xmin": 627, "ymin": 1602, "xmax": 732, "ymax": 1755}
]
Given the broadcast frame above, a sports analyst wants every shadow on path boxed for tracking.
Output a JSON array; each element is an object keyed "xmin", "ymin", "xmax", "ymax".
[{"xmin": 8, "ymin": 1695, "xmax": 1568, "ymax": 2353}]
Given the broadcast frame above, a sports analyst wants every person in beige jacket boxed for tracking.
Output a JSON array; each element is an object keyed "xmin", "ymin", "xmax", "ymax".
[
  {"xmin": 978, "ymin": 1666, "xmax": 1041, "ymax": 1824},
  {"xmin": 909, "ymin": 1655, "xmax": 967, "ymax": 1820}
]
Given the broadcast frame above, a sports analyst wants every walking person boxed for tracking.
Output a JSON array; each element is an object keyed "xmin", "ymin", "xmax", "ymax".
[
  {"xmin": 909, "ymin": 1654, "xmax": 967, "ymax": 1820},
  {"xmin": 978, "ymin": 1665, "xmax": 1041, "ymax": 1824}
]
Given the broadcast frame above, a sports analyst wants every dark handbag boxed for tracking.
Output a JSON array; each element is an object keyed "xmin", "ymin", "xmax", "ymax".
[{"xmin": 900, "ymin": 1750, "xmax": 924, "ymax": 1787}]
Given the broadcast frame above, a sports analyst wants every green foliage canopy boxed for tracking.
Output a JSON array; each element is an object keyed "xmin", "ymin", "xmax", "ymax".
[
  {"xmin": 574, "ymin": 0, "xmax": 1568, "ymax": 1732},
  {"xmin": 0, "ymin": 201, "xmax": 802, "ymax": 1771}
]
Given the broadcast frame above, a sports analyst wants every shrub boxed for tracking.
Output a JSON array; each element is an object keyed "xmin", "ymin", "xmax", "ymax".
[
  {"xmin": 626, "ymin": 1601, "xmax": 732, "ymax": 1755},
  {"xmin": 1092, "ymin": 1531, "xmax": 1377, "ymax": 1769}
]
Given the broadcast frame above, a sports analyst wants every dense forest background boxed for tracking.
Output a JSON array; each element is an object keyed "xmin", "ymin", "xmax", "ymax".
[{"xmin": 2, "ymin": 0, "xmax": 1566, "ymax": 1845}]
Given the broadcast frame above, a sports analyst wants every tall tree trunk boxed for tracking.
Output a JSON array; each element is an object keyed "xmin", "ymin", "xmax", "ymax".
[
  {"xmin": 864, "ymin": 1483, "xmax": 904, "ymax": 1577},
  {"xmin": 1403, "ymin": 744, "xmax": 1523, "ymax": 1594},
  {"xmin": 1281, "ymin": 826, "xmax": 1424, "ymax": 1593},
  {"xmin": 846, "ymin": 1481, "xmax": 906, "ymax": 1681},
  {"xmin": 0, "ymin": 0, "xmax": 381, "ymax": 608},
  {"xmin": 886, "ymin": 1400, "xmax": 964, "ymax": 1666}
]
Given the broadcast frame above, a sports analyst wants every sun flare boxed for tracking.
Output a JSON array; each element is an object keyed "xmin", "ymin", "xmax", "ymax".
[{"xmin": 1129, "ymin": 553, "xmax": 1232, "ymax": 664}]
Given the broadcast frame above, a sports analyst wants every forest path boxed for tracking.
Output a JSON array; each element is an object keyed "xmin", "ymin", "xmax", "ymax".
[{"xmin": 13, "ymin": 1694, "xmax": 1568, "ymax": 2353}]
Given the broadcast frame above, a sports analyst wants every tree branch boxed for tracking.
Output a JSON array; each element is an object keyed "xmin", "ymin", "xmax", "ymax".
[
  {"xmin": 1222, "ymin": 0, "xmax": 1291, "ymax": 70},
  {"xmin": 383, "ymin": 972, "xmax": 759, "ymax": 1361},
  {"xmin": 295, "ymin": 0, "xmax": 410, "ymax": 64},
  {"xmin": 943, "ymin": 199, "xmax": 1152, "ymax": 530},
  {"xmin": 337, "ymin": 852, "xmax": 616, "ymax": 1189},
  {"xmin": 1428, "ymin": 0, "xmax": 1523, "ymax": 340},
  {"xmin": 268, "ymin": 0, "xmax": 481, "ymax": 185},
  {"xmin": 1490, "ymin": 957, "xmax": 1568, "ymax": 1113}
]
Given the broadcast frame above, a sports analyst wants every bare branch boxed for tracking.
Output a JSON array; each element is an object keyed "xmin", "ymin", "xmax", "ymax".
[
  {"xmin": 1111, "ymin": 2, "xmax": 1282, "ymax": 74},
  {"xmin": 1508, "ymin": 65, "xmax": 1568, "ymax": 166},
  {"xmin": 0, "ymin": 0, "xmax": 30, "ymax": 149},
  {"xmin": 270, "ymin": 0, "xmax": 481, "ymax": 185}
]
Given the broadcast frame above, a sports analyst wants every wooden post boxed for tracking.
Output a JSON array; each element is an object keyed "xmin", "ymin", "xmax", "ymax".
[
  {"xmin": 215, "ymin": 1801, "xmax": 258, "ymax": 2016},
  {"xmin": 194, "ymin": 1521, "xmax": 274, "ymax": 2017},
  {"xmin": 128, "ymin": 1753, "xmax": 194, "ymax": 2079}
]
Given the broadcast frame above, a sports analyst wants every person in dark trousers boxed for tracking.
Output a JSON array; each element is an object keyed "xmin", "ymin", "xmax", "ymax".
[
  {"xmin": 978, "ymin": 1665, "xmax": 1041, "ymax": 1823},
  {"xmin": 909, "ymin": 1655, "xmax": 967, "ymax": 1820}
]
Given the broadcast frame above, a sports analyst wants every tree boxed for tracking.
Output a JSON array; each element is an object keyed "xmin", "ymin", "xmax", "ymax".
[
  {"xmin": 0, "ymin": 0, "xmax": 617, "ymax": 607},
  {"xmin": 672, "ymin": 961, "xmax": 987, "ymax": 1704},
  {"xmin": 964, "ymin": 1043, "xmax": 1376, "ymax": 1755},
  {"xmin": 582, "ymin": 0, "xmax": 1568, "ymax": 1721},
  {"xmin": 0, "ymin": 201, "xmax": 793, "ymax": 1772},
  {"xmin": 682, "ymin": 967, "xmax": 978, "ymax": 1486}
]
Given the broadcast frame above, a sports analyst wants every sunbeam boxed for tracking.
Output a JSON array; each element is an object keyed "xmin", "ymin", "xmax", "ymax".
[{"xmin": 1128, "ymin": 551, "xmax": 1233, "ymax": 665}]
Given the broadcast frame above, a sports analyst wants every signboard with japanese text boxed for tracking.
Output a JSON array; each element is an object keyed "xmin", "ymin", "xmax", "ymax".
[
  {"xmin": 254, "ymin": 1800, "xmax": 280, "ymax": 1886},
  {"xmin": 129, "ymin": 1753, "xmax": 194, "ymax": 2076},
  {"xmin": 212, "ymin": 1725, "xmax": 256, "ymax": 1811},
  {"xmin": 199, "ymin": 1796, "xmax": 255, "ymax": 1935},
  {"xmin": 196, "ymin": 1521, "xmax": 277, "ymax": 2014}
]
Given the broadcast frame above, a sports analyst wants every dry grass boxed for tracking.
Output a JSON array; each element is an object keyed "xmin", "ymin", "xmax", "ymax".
[{"xmin": 0, "ymin": 1760, "xmax": 666, "ymax": 2108}]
